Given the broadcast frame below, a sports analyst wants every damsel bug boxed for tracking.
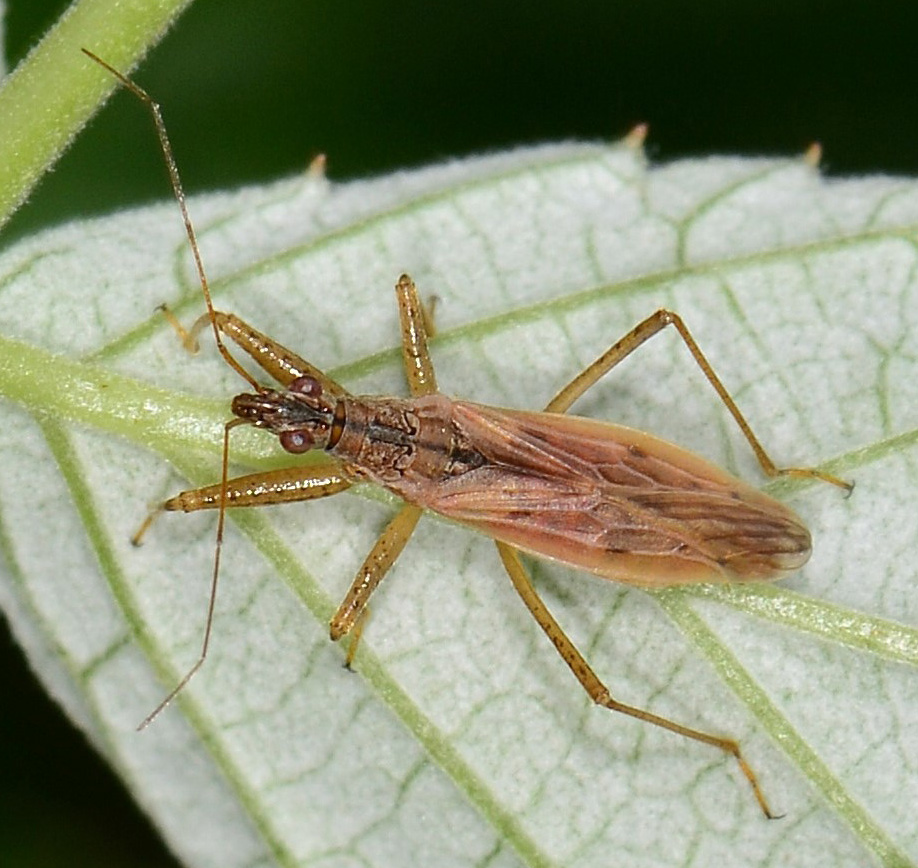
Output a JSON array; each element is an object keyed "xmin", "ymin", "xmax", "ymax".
[{"xmin": 84, "ymin": 50, "xmax": 850, "ymax": 818}]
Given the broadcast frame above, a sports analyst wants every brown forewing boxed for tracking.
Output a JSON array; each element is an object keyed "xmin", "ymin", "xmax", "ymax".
[{"xmin": 418, "ymin": 401, "xmax": 812, "ymax": 587}]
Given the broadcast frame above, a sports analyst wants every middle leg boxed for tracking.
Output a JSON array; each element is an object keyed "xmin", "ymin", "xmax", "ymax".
[{"xmin": 327, "ymin": 275, "xmax": 440, "ymax": 660}]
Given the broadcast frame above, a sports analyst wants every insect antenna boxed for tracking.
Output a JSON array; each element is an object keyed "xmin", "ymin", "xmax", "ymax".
[
  {"xmin": 81, "ymin": 49, "xmax": 259, "ymax": 392},
  {"xmin": 83, "ymin": 49, "xmax": 256, "ymax": 727}
]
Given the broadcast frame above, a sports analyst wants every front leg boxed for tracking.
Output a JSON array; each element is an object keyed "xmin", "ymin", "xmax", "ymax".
[
  {"xmin": 132, "ymin": 459, "xmax": 351, "ymax": 545},
  {"xmin": 175, "ymin": 309, "xmax": 350, "ymax": 397},
  {"xmin": 163, "ymin": 460, "xmax": 352, "ymax": 513},
  {"xmin": 133, "ymin": 459, "xmax": 353, "ymax": 727}
]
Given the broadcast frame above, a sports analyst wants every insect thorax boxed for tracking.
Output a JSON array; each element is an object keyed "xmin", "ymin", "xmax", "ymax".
[{"xmin": 332, "ymin": 394, "xmax": 486, "ymax": 491}]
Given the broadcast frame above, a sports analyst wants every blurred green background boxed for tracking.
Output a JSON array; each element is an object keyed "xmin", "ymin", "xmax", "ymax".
[{"xmin": 2, "ymin": 0, "xmax": 918, "ymax": 865}]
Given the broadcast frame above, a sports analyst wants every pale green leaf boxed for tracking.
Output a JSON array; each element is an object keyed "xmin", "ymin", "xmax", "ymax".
[{"xmin": 0, "ymin": 140, "xmax": 916, "ymax": 868}]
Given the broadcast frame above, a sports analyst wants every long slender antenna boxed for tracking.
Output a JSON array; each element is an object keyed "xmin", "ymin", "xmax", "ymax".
[
  {"xmin": 135, "ymin": 416, "xmax": 248, "ymax": 729},
  {"xmin": 83, "ymin": 49, "xmax": 254, "ymax": 727},
  {"xmin": 81, "ymin": 48, "xmax": 259, "ymax": 391}
]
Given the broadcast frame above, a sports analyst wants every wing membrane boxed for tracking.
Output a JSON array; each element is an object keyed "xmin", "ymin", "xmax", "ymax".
[{"xmin": 424, "ymin": 402, "xmax": 811, "ymax": 587}]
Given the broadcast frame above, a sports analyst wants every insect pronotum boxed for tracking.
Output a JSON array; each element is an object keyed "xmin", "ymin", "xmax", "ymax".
[{"xmin": 83, "ymin": 49, "xmax": 851, "ymax": 819}]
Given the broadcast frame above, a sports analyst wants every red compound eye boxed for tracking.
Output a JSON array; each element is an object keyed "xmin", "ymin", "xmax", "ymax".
[
  {"xmin": 279, "ymin": 429, "xmax": 315, "ymax": 454},
  {"xmin": 290, "ymin": 375, "xmax": 323, "ymax": 397}
]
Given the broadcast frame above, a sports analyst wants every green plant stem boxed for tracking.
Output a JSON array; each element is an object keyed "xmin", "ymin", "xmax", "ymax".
[{"xmin": 0, "ymin": 0, "xmax": 196, "ymax": 230}]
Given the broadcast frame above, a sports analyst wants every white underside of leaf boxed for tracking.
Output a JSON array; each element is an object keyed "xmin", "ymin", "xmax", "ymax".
[{"xmin": 0, "ymin": 140, "xmax": 917, "ymax": 868}]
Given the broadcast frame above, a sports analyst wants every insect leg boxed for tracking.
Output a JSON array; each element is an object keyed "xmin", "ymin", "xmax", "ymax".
[
  {"xmin": 133, "ymin": 454, "xmax": 351, "ymax": 545},
  {"xmin": 134, "ymin": 457, "xmax": 352, "ymax": 729},
  {"xmin": 329, "ymin": 504, "xmax": 423, "ymax": 665},
  {"xmin": 156, "ymin": 303, "xmax": 351, "ymax": 406},
  {"xmin": 157, "ymin": 304, "xmax": 350, "ymax": 399},
  {"xmin": 545, "ymin": 309, "xmax": 850, "ymax": 491},
  {"xmin": 210, "ymin": 311, "xmax": 350, "ymax": 395},
  {"xmin": 395, "ymin": 274, "xmax": 438, "ymax": 397},
  {"xmin": 161, "ymin": 461, "xmax": 352, "ymax": 513},
  {"xmin": 325, "ymin": 276, "xmax": 435, "ymax": 662},
  {"xmin": 159, "ymin": 304, "xmax": 351, "ymax": 400},
  {"xmin": 494, "ymin": 541, "xmax": 777, "ymax": 818}
]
